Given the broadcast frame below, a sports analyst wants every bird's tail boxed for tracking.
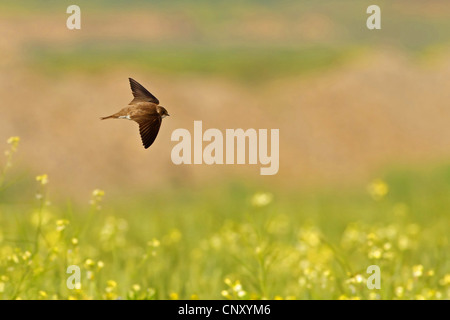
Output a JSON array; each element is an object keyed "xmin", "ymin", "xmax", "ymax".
[{"xmin": 100, "ymin": 115, "xmax": 115, "ymax": 120}]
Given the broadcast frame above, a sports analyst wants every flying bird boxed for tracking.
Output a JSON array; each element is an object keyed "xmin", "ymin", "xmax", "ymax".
[{"xmin": 101, "ymin": 78, "xmax": 170, "ymax": 149}]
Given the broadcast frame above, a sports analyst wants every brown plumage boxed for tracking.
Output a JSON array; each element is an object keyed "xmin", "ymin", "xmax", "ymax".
[{"xmin": 101, "ymin": 78, "xmax": 169, "ymax": 149}]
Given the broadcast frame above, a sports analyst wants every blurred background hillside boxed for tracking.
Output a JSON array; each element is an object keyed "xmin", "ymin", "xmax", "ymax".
[{"xmin": 1, "ymin": 0, "xmax": 450, "ymax": 199}]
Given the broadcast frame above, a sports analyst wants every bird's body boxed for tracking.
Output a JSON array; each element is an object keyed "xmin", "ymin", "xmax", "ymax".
[{"xmin": 101, "ymin": 78, "xmax": 169, "ymax": 149}]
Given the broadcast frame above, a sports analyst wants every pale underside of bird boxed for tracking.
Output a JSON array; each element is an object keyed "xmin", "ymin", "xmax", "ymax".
[{"xmin": 101, "ymin": 78, "xmax": 169, "ymax": 149}]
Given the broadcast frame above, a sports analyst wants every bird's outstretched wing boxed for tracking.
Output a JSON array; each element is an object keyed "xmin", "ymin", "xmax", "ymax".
[
  {"xmin": 129, "ymin": 78, "xmax": 160, "ymax": 105},
  {"xmin": 136, "ymin": 115, "xmax": 162, "ymax": 149}
]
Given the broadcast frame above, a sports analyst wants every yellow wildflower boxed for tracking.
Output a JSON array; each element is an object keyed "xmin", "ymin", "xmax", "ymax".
[
  {"xmin": 84, "ymin": 259, "xmax": 95, "ymax": 269},
  {"xmin": 56, "ymin": 219, "xmax": 69, "ymax": 232},
  {"xmin": 7, "ymin": 136, "xmax": 20, "ymax": 146},
  {"xmin": 97, "ymin": 261, "xmax": 105, "ymax": 270},
  {"xmin": 147, "ymin": 238, "xmax": 160, "ymax": 247},
  {"xmin": 92, "ymin": 189, "xmax": 105, "ymax": 198},
  {"xmin": 132, "ymin": 284, "xmax": 141, "ymax": 292},
  {"xmin": 221, "ymin": 290, "xmax": 231, "ymax": 299},
  {"xmin": 439, "ymin": 274, "xmax": 450, "ymax": 286}
]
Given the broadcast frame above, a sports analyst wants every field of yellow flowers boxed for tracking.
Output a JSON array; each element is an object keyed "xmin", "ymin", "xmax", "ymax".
[{"xmin": 0, "ymin": 137, "xmax": 449, "ymax": 300}]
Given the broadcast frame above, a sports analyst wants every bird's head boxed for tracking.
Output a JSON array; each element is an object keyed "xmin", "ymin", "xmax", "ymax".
[{"xmin": 157, "ymin": 106, "xmax": 170, "ymax": 118}]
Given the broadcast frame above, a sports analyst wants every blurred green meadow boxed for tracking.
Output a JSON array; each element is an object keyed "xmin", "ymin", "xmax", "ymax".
[
  {"xmin": 0, "ymin": 0, "xmax": 450, "ymax": 300},
  {"xmin": 0, "ymin": 138, "xmax": 449, "ymax": 300}
]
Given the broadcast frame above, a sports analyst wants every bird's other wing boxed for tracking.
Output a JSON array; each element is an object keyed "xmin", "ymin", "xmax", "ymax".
[
  {"xmin": 136, "ymin": 115, "xmax": 162, "ymax": 149},
  {"xmin": 128, "ymin": 78, "xmax": 160, "ymax": 105}
]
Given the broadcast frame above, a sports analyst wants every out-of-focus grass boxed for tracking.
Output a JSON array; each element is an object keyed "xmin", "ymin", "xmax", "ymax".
[
  {"xmin": 28, "ymin": 45, "xmax": 356, "ymax": 81},
  {"xmin": 0, "ymin": 136, "xmax": 449, "ymax": 300}
]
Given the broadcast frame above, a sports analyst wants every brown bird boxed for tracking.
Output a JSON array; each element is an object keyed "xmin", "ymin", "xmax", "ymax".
[{"xmin": 101, "ymin": 78, "xmax": 169, "ymax": 149}]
